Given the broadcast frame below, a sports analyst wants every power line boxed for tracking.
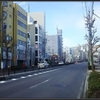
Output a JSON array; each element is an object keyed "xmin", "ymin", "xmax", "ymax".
[
  {"xmin": 94, "ymin": 13, "xmax": 100, "ymax": 19},
  {"xmin": 81, "ymin": 2, "xmax": 87, "ymax": 35},
  {"xmin": 28, "ymin": 4, "xmax": 30, "ymax": 13},
  {"xmin": 85, "ymin": 2, "xmax": 87, "ymax": 15}
]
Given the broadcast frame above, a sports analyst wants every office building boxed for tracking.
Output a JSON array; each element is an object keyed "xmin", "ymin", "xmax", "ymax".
[
  {"xmin": 28, "ymin": 12, "xmax": 46, "ymax": 61},
  {"xmin": 13, "ymin": 3, "xmax": 27, "ymax": 66},
  {"xmin": 57, "ymin": 28, "xmax": 63, "ymax": 62},
  {"xmin": 0, "ymin": 1, "xmax": 13, "ymax": 68}
]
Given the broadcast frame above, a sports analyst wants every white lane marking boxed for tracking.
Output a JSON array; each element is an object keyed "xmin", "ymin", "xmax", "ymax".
[
  {"xmin": 0, "ymin": 81, "xmax": 6, "ymax": 83},
  {"xmin": 33, "ymin": 69, "xmax": 60, "ymax": 76},
  {"xmin": 12, "ymin": 78, "xmax": 17, "ymax": 81},
  {"xmin": 0, "ymin": 68, "xmax": 62, "ymax": 84},
  {"xmin": 30, "ymin": 78, "xmax": 52, "ymax": 89},
  {"xmin": 28, "ymin": 75, "xmax": 32, "ymax": 77},
  {"xmin": 21, "ymin": 76, "xmax": 26, "ymax": 78},
  {"xmin": 34, "ymin": 73, "xmax": 38, "ymax": 75}
]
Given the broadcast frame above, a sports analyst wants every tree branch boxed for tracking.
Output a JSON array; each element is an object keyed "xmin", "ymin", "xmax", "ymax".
[
  {"xmin": 92, "ymin": 45, "xmax": 100, "ymax": 54},
  {"xmin": 92, "ymin": 36, "xmax": 100, "ymax": 45},
  {"xmin": 91, "ymin": 28, "xmax": 97, "ymax": 41},
  {"xmin": 85, "ymin": 34, "xmax": 89, "ymax": 42}
]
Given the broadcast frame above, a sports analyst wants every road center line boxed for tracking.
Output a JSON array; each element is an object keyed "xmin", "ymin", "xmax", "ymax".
[{"xmin": 30, "ymin": 78, "xmax": 52, "ymax": 89}]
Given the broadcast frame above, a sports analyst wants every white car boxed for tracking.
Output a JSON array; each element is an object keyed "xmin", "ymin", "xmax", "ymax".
[
  {"xmin": 58, "ymin": 61, "xmax": 64, "ymax": 65},
  {"xmin": 38, "ymin": 61, "xmax": 49, "ymax": 69}
]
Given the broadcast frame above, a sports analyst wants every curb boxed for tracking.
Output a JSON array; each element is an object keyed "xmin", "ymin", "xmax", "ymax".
[
  {"xmin": 0, "ymin": 66, "xmax": 58, "ymax": 81},
  {"xmin": 0, "ymin": 64, "xmax": 80, "ymax": 81},
  {"xmin": 83, "ymin": 70, "xmax": 89, "ymax": 98}
]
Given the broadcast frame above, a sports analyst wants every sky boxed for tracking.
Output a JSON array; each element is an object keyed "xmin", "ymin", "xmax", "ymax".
[{"xmin": 14, "ymin": 1, "xmax": 100, "ymax": 48}]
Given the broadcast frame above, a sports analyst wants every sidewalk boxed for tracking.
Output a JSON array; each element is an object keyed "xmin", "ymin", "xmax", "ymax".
[
  {"xmin": 0, "ymin": 63, "xmax": 77, "ymax": 81},
  {"xmin": 0, "ymin": 66, "xmax": 37, "ymax": 81},
  {"xmin": 0, "ymin": 65, "xmax": 56, "ymax": 81}
]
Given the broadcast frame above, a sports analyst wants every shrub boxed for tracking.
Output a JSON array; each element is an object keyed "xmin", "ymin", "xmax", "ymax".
[{"xmin": 87, "ymin": 71, "xmax": 100, "ymax": 98}]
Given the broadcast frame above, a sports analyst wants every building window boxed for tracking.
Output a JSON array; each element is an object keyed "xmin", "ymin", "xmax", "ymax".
[
  {"xmin": 17, "ymin": 20, "xmax": 26, "ymax": 29},
  {"xmin": 9, "ymin": 4, "xmax": 12, "ymax": 7},
  {"xmin": 9, "ymin": 14, "xmax": 11, "ymax": 18},
  {"xmin": 17, "ymin": 29, "xmax": 26, "ymax": 38},
  {"xmin": 35, "ymin": 36, "xmax": 38, "ymax": 41},
  {"xmin": 34, "ymin": 21, "xmax": 37, "ymax": 24},
  {"xmin": 35, "ymin": 27, "xmax": 38, "ymax": 34},
  {"xmin": 17, "ymin": 11, "xmax": 27, "ymax": 21},
  {"xmin": 9, "ymin": 25, "xmax": 11, "ymax": 28},
  {"xmin": 17, "ymin": 40, "xmax": 20, "ymax": 44},
  {"xmin": 35, "ymin": 50, "xmax": 38, "ymax": 56}
]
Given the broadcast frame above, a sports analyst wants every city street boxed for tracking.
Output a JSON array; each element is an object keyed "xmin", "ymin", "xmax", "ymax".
[{"xmin": 0, "ymin": 62, "xmax": 87, "ymax": 98}]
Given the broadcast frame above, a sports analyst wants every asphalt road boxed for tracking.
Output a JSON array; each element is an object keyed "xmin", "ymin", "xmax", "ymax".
[{"xmin": 0, "ymin": 62, "xmax": 87, "ymax": 98}]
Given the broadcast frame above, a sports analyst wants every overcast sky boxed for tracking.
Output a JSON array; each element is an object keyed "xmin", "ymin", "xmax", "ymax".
[{"xmin": 14, "ymin": 1, "xmax": 100, "ymax": 48}]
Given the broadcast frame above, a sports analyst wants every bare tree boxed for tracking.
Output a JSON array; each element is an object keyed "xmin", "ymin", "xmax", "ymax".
[
  {"xmin": 2, "ymin": 33, "xmax": 13, "ymax": 68},
  {"xmin": 85, "ymin": 14, "xmax": 100, "ymax": 71},
  {"xmin": 84, "ymin": 2, "xmax": 100, "ymax": 72}
]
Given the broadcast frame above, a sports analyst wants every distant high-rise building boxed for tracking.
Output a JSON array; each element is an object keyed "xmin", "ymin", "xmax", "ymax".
[
  {"xmin": 57, "ymin": 28, "xmax": 63, "ymax": 62},
  {"xmin": 46, "ymin": 28, "xmax": 63, "ymax": 62}
]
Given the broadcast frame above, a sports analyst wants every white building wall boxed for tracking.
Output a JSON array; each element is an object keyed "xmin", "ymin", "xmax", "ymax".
[
  {"xmin": 28, "ymin": 12, "xmax": 46, "ymax": 59},
  {"xmin": 46, "ymin": 34, "xmax": 58, "ymax": 55}
]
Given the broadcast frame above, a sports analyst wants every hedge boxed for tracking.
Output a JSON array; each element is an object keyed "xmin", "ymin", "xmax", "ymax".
[{"xmin": 87, "ymin": 71, "xmax": 100, "ymax": 98}]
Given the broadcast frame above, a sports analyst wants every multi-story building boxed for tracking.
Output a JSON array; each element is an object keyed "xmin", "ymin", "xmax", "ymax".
[
  {"xmin": 57, "ymin": 28, "xmax": 63, "ymax": 62},
  {"xmin": 28, "ymin": 12, "xmax": 46, "ymax": 61},
  {"xmin": 34, "ymin": 22, "xmax": 44, "ymax": 65},
  {"xmin": 45, "ymin": 44, "xmax": 50, "ymax": 60},
  {"xmin": 0, "ymin": 1, "xmax": 13, "ymax": 68},
  {"xmin": 46, "ymin": 34, "xmax": 58, "ymax": 55},
  {"xmin": 46, "ymin": 28, "xmax": 63, "ymax": 62},
  {"xmin": 13, "ymin": 3, "xmax": 27, "ymax": 66},
  {"xmin": 27, "ymin": 14, "xmax": 35, "ymax": 67}
]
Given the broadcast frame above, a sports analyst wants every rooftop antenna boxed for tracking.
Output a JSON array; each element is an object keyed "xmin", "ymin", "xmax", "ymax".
[
  {"xmin": 56, "ymin": 25, "xmax": 58, "ymax": 30},
  {"xmin": 28, "ymin": 4, "xmax": 30, "ymax": 13}
]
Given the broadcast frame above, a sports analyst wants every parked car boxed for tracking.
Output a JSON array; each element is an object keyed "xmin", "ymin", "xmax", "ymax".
[
  {"xmin": 38, "ymin": 61, "xmax": 49, "ymax": 69},
  {"xmin": 58, "ymin": 61, "xmax": 64, "ymax": 65}
]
